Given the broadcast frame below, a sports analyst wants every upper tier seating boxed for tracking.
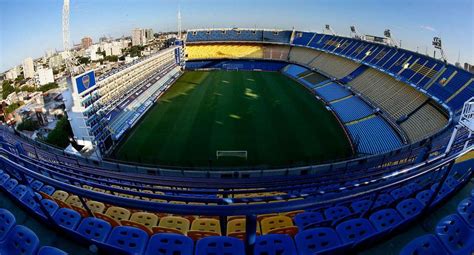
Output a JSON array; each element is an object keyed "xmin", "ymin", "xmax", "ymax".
[
  {"xmin": 308, "ymin": 52, "xmax": 360, "ymax": 79},
  {"xmin": 262, "ymin": 45, "xmax": 290, "ymax": 61},
  {"xmin": 348, "ymin": 68, "xmax": 428, "ymax": 120},
  {"xmin": 186, "ymin": 44, "xmax": 264, "ymax": 60},
  {"xmin": 288, "ymin": 47, "xmax": 322, "ymax": 66}
]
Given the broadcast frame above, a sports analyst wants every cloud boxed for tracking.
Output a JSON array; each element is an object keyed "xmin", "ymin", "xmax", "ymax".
[{"xmin": 419, "ymin": 25, "xmax": 436, "ymax": 32}]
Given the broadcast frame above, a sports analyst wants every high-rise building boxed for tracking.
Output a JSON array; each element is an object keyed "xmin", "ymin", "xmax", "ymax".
[
  {"xmin": 48, "ymin": 54, "xmax": 64, "ymax": 69},
  {"xmin": 36, "ymin": 67, "xmax": 55, "ymax": 86},
  {"xmin": 145, "ymin": 29, "xmax": 154, "ymax": 41},
  {"xmin": 22, "ymin": 57, "xmax": 35, "ymax": 79},
  {"xmin": 81, "ymin": 37, "xmax": 93, "ymax": 49},
  {"xmin": 132, "ymin": 28, "xmax": 147, "ymax": 46},
  {"xmin": 5, "ymin": 68, "xmax": 18, "ymax": 80}
]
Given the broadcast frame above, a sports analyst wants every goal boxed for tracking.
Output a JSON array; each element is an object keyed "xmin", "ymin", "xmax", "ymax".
[{"xmin": 216, "ymin": 150, "xmax": 248, "ymax": 160}]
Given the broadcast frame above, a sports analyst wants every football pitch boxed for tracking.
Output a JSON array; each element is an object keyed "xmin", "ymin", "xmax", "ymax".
[{"xmin": 113, "ymin": 70, "xmax": 353, "ymax": 168}]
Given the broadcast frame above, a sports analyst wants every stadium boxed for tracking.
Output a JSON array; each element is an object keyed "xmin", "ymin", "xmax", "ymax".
[{"xmin": 1, "ymin": 17, "xmax": 474, "ymax": 255}]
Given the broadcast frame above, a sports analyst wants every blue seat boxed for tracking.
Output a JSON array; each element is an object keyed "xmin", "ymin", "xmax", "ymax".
[
  {"xmin": 295, "ymin": 227, "xmax": 345, "ymax": 255},
  {"xmin": 3, "ymin": 178, "xmax": 18, "ymax": 191},
  {"xmin": 195, "ymin": 236, "xmax": 245, "ymax": 255},
  {"xmin": 11, "ymin": 184, "xmax": 29, "ymax": 199},
  {"xmin": 431, "ymin": 183, "xmax": 453, "ymax": 203},
  {"xmin": 254, "ymin": 234, "xmax": 296, "ymax": 255},
  {"xmin": 390, "ymin": 187, "xmax": 411, "ymax": 200},
  {"xmin": 335, "ymin": 218, "xmax": 376, "ymax": 245},
  {"xmin": 0, "ymin": 173, "xmax": 9, "ymax": 185},
  {"xmin": 30, "ymin": 180, "xmax": 44, "ymax": 191},
  {"xmin": 106, "ymin": 226, "xmax": 148, "ymax": 255},
  {"xmin": 0, "ymin": 225, "xmax": 40, "ymax": 255},
  {"xmin": 416, "ymin": 190, "xmax": 433, "ymax": 205},
  {"xmin": 369, "ymin": 209, "xmax": 402, "ymax": 233},
  {"xmin": 324, "ymin": 206, "xmax": 351, "ymax": 221},
  {"xmin": 20, "ymin": 191, "xmax": 40, "ymax": 210},
  {"xmin": 0, "ymin": 208, "xmax": 16, "ymax": 241},
  {"xmin": 400, "ymin": 234, "xmax": 447, "ymax": 255},
  {"xmin": 53, "ymin": 208, "xmax": 81, "ymax": 230},
  {"xmin": 145, "ymin": 233, "xmax": 193, "ymax": 255},
  {"xmin": 38, "ymin": 246, "xmax": 68, "ymax": 255},
  {"xmin": 396, "ymin": 198, "xmax": 424, "ymax": 219},
  {"xmin": 435, "ymin": 214, "xmax": 474, "ymax": 254},
  {"xmin": 36, "ymin": 199, "xmax": 59, "ymax": 218},
  {"xmin": 76, "ymin": 217, "xmax": 112, "ymax": 242},
  {"xmin": 294, "ymin": 212, "xmax": 324, "ymax": 230},
  {"xmin": 351, "ymin": 199, "xmax": 372, "ymax": 214},
  {"xmin": 457, "ymin": 197, "xmax": 474, "ymax": 228},
  {"xmin": 40, "ymin": 185, "xmax": 55, "ymax": 196},
  {"xmin": 406, "ymin": 183, "xmax": 423, "ymax": 194},
  {"xmin": 373, "ymin": 194, "xmax": 394, "ymax": 209}
]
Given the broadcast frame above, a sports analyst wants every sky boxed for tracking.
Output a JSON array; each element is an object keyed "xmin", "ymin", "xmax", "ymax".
[{"xmin": 0, "ymin": 0, "xmax": 473, "ymax": 72}]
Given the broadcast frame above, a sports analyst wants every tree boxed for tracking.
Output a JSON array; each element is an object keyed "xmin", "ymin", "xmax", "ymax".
[
  {"xmin": 17, "ymin": 119, "xmax": 40, "ymax": 131},
  {"xmin": 78, "ymin": 57, "xmax": 91, "ymax": 65},
  {"xmin": 2, "ymin": 80, "xmax": 15, "ymax": 99},
  {"xmin": 39, "ymin": 82, "xmax": 59, "ymax": 93},
  {"xmin": 44, "ymin": 115, "xmax": 73, "ymax": 148},
  {"xmin": 105, "ymin": 55, "xmax": 118, "ymax": 62}
]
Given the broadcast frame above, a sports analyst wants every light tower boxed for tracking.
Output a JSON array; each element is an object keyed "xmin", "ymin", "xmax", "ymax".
[
  {"xmin": 63, "ymin": 0, "xmax": 72, "ymax": 72},
  {"xmin": 177, "ymin": 5, "xmax": 182, "ymax": 39}
]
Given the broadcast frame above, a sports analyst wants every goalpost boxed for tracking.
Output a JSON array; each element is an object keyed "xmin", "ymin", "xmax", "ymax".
[{"xmin": 216, "ymin": 150, "xmax": 248, "ymax": 160}]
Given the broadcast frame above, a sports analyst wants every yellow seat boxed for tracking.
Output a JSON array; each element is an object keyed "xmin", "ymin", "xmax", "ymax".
[
  {"xmin": 129, "ymin": 212, "xmax": 158, "ymax": 228},
  {"xmin": 227, "ymin": 218, "xmax": 261, "ymax": 240},
  {"xmin": 86, "ymin": 201, "xmax": 106, "ymax": 214},
  {"xmin": 52, "ymin": 190, "xmax": 69, "ymax": 202},
  {"xmin": 65, "ymin": 195, "xmax": 83, "ymax": 208},
  {"xmin": 188, "ymin": 218, "xmax": 221, "ymax": 241},
  {"xmin": 261, "ymin": 215, "xmax": 298, "ymax": 237},
  {"xmin": 153, "ymin": 216, "xmax": 190, "ymax": 235},
  {"xmin": 105, "ymin": 206, "xmax": 131, "ymax": 221}
]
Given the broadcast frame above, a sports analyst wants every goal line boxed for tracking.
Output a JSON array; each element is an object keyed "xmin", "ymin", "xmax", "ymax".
[{"xmin": 216, "ymin": 150, "xmax": 248, "ymax": 160}]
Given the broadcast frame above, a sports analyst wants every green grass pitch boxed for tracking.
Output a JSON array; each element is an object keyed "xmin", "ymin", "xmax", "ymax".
[{"xmin": 113, "ymin": 70, "xmax": 353, "ymax": 168}]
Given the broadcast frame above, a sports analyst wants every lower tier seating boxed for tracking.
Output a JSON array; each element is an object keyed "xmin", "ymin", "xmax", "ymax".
[
  {"xmin": 0, "ymin": 208, "xmax": 67, "ymax": 255},
  {"xmin": 331, "ymin": 96, "xmax": 374, "ymax": 123},
  {"xmin": 400, "ymin": 103, "xmax": 448, "ymax": 143},
  {"xmin": 346, "ymin": 115, "xmax": 403, "ymax": 154}
]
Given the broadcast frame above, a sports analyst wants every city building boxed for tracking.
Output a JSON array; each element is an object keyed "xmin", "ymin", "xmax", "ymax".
[
  {"xmin": 22, "ymin": 57, "xmax": 35, "ymax": 79},
  {"xmin": 81, "ymin": 37, "xmax": 93, "ymax": 49},
  {"xmin": 145, "ymin": 29, "xmax": 154, "ymax": 41},
  {"xmin": 48, "ymin": 54, "xmax": 64, "ymax": 69},
  {"xmin": 132, "ymin": 28, "xmax": 147, "ymax": 46},
  {"xmin": 5, "ymin": 68, "xmax": 19, "ymax": 80},
  {"xmin": 36, "ymin": 67, "xmax": 55, "ymax": 86}
]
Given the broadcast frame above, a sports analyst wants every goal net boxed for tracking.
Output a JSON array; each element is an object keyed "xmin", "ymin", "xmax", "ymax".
[{"xmin": 216, "ymin": 150, "xmax": 248, "ymax": 160}]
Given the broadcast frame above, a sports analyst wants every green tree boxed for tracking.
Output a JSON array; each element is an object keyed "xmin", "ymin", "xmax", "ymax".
[
  {"xmin": 2, "ymin": 80, "xmax": 15, "ymax": 99},
  {"xmin": 44, "ymin": 115, "xmax": 73, "ymax": 148},
  {"xmin": 105, "ymin": 55, "xmax": 118, "ymax": 62},
  {"xmin": 39, "ymin": 82, "xmax": 59, "ymax": 93},
  {"xmin": 17, "ymin": 119, "xmax": 40, "ymax": 131}
]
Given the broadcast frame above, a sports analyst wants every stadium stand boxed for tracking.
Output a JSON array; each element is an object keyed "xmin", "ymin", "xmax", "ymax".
[
  {"xmin": 330, "ymin": 96, "xmax": 374, "ymax": 123},
  {"xmin": 308, "ymin": 52, "xmax": 360, "ymax": 79},
  {"xmin": 346, "ymin": 115, "xmax": 403, "ymax": 154},
  {"xmin": 0, "ymin": 28, "xmax": 472, "ymax": 255},
  {"xmin": 288, "ymin": 47, "xmax": 322, "ymax": 66},
  {"xmin": 314, "ymin": 82, "xmax": 352, "ymax": 102},
  {"xmin": 262, "ymin": 45, "xmax": 290, "ymax": 61},
  {"xmin": 400, "ymin": 103, "xmax": 449, "ymax": 142},
  {"xmin": 186, "ymin": 44, "xmax": 264, "ymax": 59}
]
